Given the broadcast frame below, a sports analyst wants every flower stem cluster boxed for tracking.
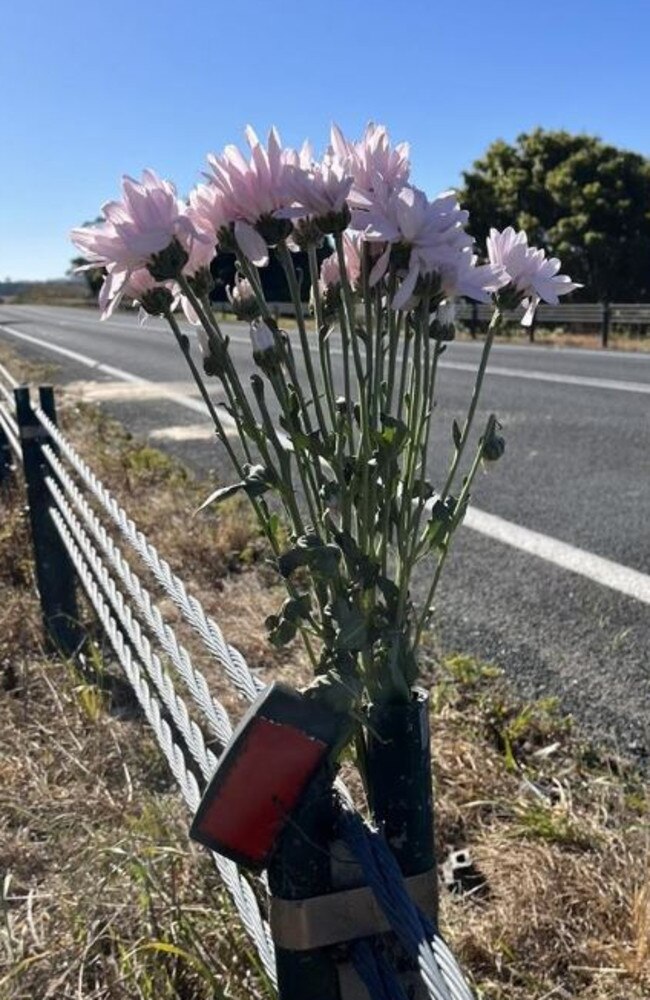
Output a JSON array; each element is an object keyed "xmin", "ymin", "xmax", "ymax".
[{"xmin": 71, "ymin": 122, "xmax": 580, "ymax": 718}]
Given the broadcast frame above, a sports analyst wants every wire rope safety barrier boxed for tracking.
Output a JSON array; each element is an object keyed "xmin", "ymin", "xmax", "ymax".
[{"xmin": 7, "ymin": 375, "xmax": 477, "ymax": 1000}]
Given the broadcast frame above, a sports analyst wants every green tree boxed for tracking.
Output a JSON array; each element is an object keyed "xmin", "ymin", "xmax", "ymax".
[{"xmin": 461, "ymin": 129, "xmax": 650, "ymax": 302}]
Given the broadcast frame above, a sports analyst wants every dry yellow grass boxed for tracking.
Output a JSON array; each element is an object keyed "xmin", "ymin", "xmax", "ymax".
[
  {"xmin": 457, "ymin": 326, "xmax": 650, "ymax": 353},
  {"xmin": 1, "ymin": 343, "xmax": 648, "ymax": 999}
]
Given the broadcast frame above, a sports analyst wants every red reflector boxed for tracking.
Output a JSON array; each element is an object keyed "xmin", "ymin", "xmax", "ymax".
[{"xmin": 193, "ymin": 717, "xmax": 327, "ymax": 866}]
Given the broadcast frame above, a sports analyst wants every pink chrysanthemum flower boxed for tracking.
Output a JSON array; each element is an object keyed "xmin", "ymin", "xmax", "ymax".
[
  {"xmin": 282, "ymin": 147, "xmax": 353, "ymax": 230},
  {"xmin": 95, "ymin": 267, "xmax": 179, "ymax": 324},
  {"xmin": 318, "ymin": 232, "xmax": 362, "ymax": 294},
  {"xmin": 330, "ymin": 123, "xmax": 410, "ymax": 210},
  {"xmin": 71, "ymin": 170, "xmax": 206, "ymax": 318},
  {"xmin": 188, "ymin": 183, "xmax": 231, "ymax": 245},
  {"xmin": 359, "ymin": 184, "xmax": 505, "ymax": 310},
  {"xmin": 487, "ymin": 227, "xmax": 581, "ymax": 325},
  {"xmin": 206, "ymin": 126, "xmax": 297, "ymax": 265}
]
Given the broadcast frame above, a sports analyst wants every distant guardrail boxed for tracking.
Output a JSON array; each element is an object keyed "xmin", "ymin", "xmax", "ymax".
[
  {"xmin": 455, "ymin": 301, "xmax": 650, "ymax": 346},
  {"xmin": 216, "ymin": 301, "xmax": 650, "ymax": 347}
]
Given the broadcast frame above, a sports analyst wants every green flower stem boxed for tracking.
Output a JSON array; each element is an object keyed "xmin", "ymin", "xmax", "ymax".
[
  {"xmin": 413, "ymin": 414, "xmax": 496, "ymax": 647},
  {"xmin": 253, "ymin": 384, "xmax": 306, "ymax": 535},
  {"xmin": 334, "ymin": 232, "xmax": 375, "ymax": 557},
  {"xmin": 395, "ymin": 318, "xmax": 412, "ymax": 427},
  {"xmin": 361, "ymin": 245, "xmax": 375, "ymax": 427},
  {"xmin": 307, "ymin": 246, "xmax": 337, "ymax": 429},
  {"xmin": 176, "ymin": 276, "xmax": 259, "ymax": 443},
  {"xmin": 186, "ymin": 280, "xmax": 321, "ymax": 537},
  {"xmin": 334, "ymin": 232, "xmax": 366, "ymax": 400},
  {"xmin": 278, "ymin": 336, "xmax": 322, "ymax": 473},
  {"xmin": 336, "ymin": 305, "xmax": 356, "ymax": 453},
  {"xmin": 441, "ymin": 307, "xmax": 502, "ymax": 500},
  {"xmin": 165, "ymin": 305, "xmax": 321, "ymax": 672},
  {"xmin": 372, "ymin": 281, "xmax": 385, "ymax": 429},
  {"xmin": 383, "ymin": 271, "xmax": 400, "ymax": 413},
  {"xmin": 401, "ymin": 299, "xmax": 439, "ymax": 576},
  {"xmin": 277, "ymin": 241, "xmax": 328, "ymax": 439},
  {"xmin": 394, "ymin": 297, "xmax": 430, "ymax": 623},
  {"xmin": 406, "ymin": 340, "xmax": 442, "ymax": 561},
  {"xmin": 266, "ymin": 367, "xmax": 322, "ymax": 530},
  {"xmin": 233, "ymin": 252, "xmax": 275, "ymax": 325},
  {"xmin": 164, "ymin": 311, "xmax": 243, "ymax": 472}
]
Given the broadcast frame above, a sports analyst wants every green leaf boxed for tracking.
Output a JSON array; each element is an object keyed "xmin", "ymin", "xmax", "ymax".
[
  {"xmin": 265, "ymin": 616, "xmax": 298, "ymax": 647},
  {"xmin": 372, "ymin": 415, "xmax": 409, "ymax": 464},
  {"xmin": 277, "ymin": 534, "xmax": 341, "ymax": 580},
  {"xmin": 424, "ymin": 495, "xmax": 457, "ymax": 549},
  {"xmin": 196, "ymin": 464, "xmax": 275, "ymax": 513},
  {"xmin": 412, "ymin": 479, "xmax": 435, "ymax": 500},
  {"xmin": 330, "ymin": 526, "xmax": 379, "ymax": 589},
  {"xmin": 377, "ymin": 575, "xmax": 400, "ymax": 613},
  {"xmin": 264, "ymin": 593, "xmax": 312, "ymax": 648},
  {"xmin": 332, "ymin": 598, "xmax": 368, "ymax": 653},
  {"xmin": 283, "ymin": 594, "xmax": 312, "ymax": 623},
  {"xmin": 196, "ymin": 482, "xmax": 242, "ymax": 511}
]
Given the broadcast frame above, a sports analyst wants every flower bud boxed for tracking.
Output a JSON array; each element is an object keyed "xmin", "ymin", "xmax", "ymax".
[
  {"xmin": 198, "ymin": 328, "xmax": 228, "ymax": 378},
  {"xmin": 482, "ymin": 421, "xmax": 505, "ymax": 462},
  {"xmin": 226, "ymin": 275, "xmax": 260, "ymax": 321},
  {"xmin": 429, "ymin": 299, "xmax": 456, "ymax": 342},
  {"xmin": 250, "ymin": 319, "xmax": 281, "ymax": 372}
]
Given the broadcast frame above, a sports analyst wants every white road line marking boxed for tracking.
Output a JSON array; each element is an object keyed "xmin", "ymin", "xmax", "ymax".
[
  {"xmin": 3, "ymin": 317, "xmax": 650, "ymax": 606},
  {"xmin": 220, "ymin": 333, "xmax": 650, "ymax": 393},
  {"xmin": 438, "ymin": 361, "xmax": 650, "ymax": 394},
  {"xmin": 149, "ymin": 423, "xmax": 232, "ymax": 442},
  {"xmin": 464, "ymin": 507, "xmax": 650, "ymax": 606},
  {"xmin": 0, "ymin": 323, "xmax": 237, "ymax": 428},
  {"xmin": 65, "ymin": 379, "xmax": 198, "ymax": 402}
]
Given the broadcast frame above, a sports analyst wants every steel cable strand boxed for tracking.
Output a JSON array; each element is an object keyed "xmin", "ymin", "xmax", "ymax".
[
  {"xmin": 50, "ymin": 509, "xmax": 277, "ymax": 984},
  {"xmin": 351, "ymin": 939, "xmax": 410, "ymax": 1000},
  {"xmin": 0, "ymin": 404, "xmax": 20, "ymax": 455},
  {"xmin": 43, "ymin": 445, "xmax": 233, "ymax": 747},
  {"xmin": 0, "ymin": 382, "xmax": 16, "ymax": 407},
  {"xmin": 340, "ymin": 810, "xmax": 475, "ymax": 1000},
  {"xmin": 36, "ymin": 406, "xmax": 262, "ymax": 703},
  {"xmin": 0, "ymin": 362, "xmax": 19, "ymax": 389},
  {"xmin": 48, "ymin": 480, "xmax": 217, "ymax": 782}
]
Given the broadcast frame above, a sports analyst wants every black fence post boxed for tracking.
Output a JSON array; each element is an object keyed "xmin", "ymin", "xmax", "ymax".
[
  {"xmin": 15, "ymin": 384, "xmax": 81, "ymax": 657},
  {"xmin": 364, "ymin": 690, "xmax": 435, "ymax": 885},
  {"xmin": 601, "ymin": 301, "xmax": 610, "ymax": 348},
  {"xmin": 267, "ymin": 767, "xmax": 342, "ymax": 1000}
]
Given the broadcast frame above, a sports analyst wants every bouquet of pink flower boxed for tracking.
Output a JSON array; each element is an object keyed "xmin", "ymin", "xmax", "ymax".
[
  {"xmin": 71, "ymin": 124, "xmax": 581, "ymax": 998},
  {"xmin": 71, "ymin": 123, "xmax": 579, "ymax": 718}
]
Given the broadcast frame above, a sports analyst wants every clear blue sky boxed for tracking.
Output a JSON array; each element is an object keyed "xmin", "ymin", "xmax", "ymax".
[{"xmin": 3, "ymin": 0, "xmax": 650, "ymax": 280}]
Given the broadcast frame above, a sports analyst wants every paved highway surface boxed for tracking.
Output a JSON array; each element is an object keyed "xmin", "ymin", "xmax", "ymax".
[{"xmin": 1, "ymin": 303, "xmax": 649, "ymax": 758}]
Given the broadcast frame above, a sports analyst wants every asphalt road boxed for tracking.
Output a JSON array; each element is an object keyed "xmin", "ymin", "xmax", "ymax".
[{"xmin": 1, "ymin": 303, "xmax": 649, "ymax": 758}]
